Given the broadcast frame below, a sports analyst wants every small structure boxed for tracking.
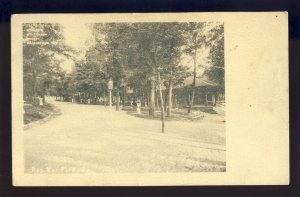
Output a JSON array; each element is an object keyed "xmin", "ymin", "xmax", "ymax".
[
  {"xmin": 38, "ymin": 97, "xmax": 43, "ymax": 106},
  {"xmin": 136, "ymin": 100, "xmax": 141, "ymax": 114},
  {"xmin": 172, "ymin": 76, "xmax": 225, "ymax": 108}
]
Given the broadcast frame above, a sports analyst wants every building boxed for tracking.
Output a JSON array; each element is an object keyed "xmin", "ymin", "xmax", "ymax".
[{"xmin": 172, "ymin": 76, "xmax": 225, "ymax": 108}]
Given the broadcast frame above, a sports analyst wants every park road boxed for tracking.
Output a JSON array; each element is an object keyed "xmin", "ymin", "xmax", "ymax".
[{"xmin": 24, "ymin": 97, "xmax": 226, "ymax": 173}]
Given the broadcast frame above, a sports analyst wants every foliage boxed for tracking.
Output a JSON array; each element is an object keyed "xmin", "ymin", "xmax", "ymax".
[
  {"xmin": 24, "ymin": 22, "xmax": 225, "ymax": 114},
  {"xmin": 71, "ymin": 60, "xmax": 105, "ymax": 97},
  {"xmin": 23, "ymin": 23, "xmax": 74, "ymax": 101},
  {"xmin": 89, "ymin": 23, "xmax": 192, "ymax": 91},
  {"xmin": 205, "ymin": 24, "xmax": 224, "ymax": 89}
]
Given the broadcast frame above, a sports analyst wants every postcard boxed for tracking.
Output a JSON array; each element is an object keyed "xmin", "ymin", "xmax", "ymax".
[{"xmin": 11, "ymin": 12, "xmax": 289, "ymax": 186}]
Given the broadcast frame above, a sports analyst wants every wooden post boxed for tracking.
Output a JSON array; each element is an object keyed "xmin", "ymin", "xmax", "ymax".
[
  {"xmin": 103, "ymin": 88, "xmax": 106, "ymax": 106},
  {"xmin": 155, "ymin": 89, "xmax": 159, "ymax": 109},
  {"xmin": 212, "ymin": 94, "xmax": 216, "ymax": 106},
  {"xmin": 116, "ymin": 87, "xmax": 120, "ymax": 111}
]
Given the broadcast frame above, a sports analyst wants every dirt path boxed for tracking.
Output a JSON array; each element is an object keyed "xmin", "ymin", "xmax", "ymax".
[{"xmin": 24, "ymin": 97, "xmax": 226, "ymax": 173}]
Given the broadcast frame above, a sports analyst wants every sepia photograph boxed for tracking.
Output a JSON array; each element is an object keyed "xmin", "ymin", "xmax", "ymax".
[
  {"xmin": 12, "ymin": 13, "xmax": 288, "ymax": 186},
  {"xmin": 22, "ymin": 21, "xmax": 225, "ymax": 173}
]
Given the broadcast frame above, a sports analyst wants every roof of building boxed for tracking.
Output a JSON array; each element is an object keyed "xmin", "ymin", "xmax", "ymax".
[{"xmin": 158, "ymin": 76, "xmax": 219, "ymax": 91}]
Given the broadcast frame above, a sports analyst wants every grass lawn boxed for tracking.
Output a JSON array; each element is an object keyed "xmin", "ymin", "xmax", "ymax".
[
  {"xmin": 24, "ymin": 102, "xmax": 60, "ymax": 124},
  {"xmin": 123, "ymin": 106, "xmax": 222, "ymax": 122}
]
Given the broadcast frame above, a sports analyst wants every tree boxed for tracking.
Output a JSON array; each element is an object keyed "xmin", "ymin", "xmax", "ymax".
[
  {"xmin": 90, "ymin": 23, "xmax": 136, "ymax": 110},
  {"xmin": 69, "ymin": 59, "xmax": 105, "ymax": 103},
  {"xmin": 164, "ymin": 64, "xmax": 191, "ymax": 116},
  {"xmin": 88, "ymin": 23, "xmax": 192, "ymax": 133},
  {"xmin": 23, "ymin": 23, "xmax": 74, "ymax": 103},
  {"xmin": 85, "ymin": 47, "xmax": 108, "ymax": 103},
  {"xmin": 130, "ymin": 23, "xmax": 189, "ymax": 131},
  {"xmin": 183, "ymin": 23, "xmax": 206, "ymax": 113},
  {"xmin": 205, "ymin": 24, "xmax": 224, "ymax": 90},
  {"xmin": 156, "ymin": 24, "xmax": 190, "ymax": 117}
]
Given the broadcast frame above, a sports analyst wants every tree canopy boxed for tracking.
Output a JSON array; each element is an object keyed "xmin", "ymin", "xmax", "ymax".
[
  {"xmin": 23, "ymin": 22, "xmax": 224, "ymax": 113},
  {"xmin": 23, "ymin": 23, "xmax": 75, "ymax": 102}
]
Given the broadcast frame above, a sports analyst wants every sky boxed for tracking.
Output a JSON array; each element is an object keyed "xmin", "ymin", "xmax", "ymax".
[{"xmin": 59, "ymin": 22, "xmax": 92, "ymax": 73}]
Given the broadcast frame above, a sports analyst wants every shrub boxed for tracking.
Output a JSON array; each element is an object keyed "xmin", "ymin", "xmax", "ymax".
[{"xmin": 32, "ymin": 97, "xmax": 40, "ymax": 106}]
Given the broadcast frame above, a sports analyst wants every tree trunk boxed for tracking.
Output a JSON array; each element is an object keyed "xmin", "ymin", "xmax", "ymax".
[
  {"xmin": 167, "ymin": 79, "xmax": 173, "ymax": 117},
  {"xmin": 173, "ymin": 93, "xmax": 177, "ymax": 108},
  {"xmin": 122, "ymin": 86, "xmax": 126, "ymax": 106},
  {"xmin": 32, "ymin": 70, "xmax": 37, "ymax": 99},
  {"xmin": 103, "ymin": 87, "xmax": 106, "ymax": 106},
  {"xmin": 158, "ymin": 72, "xmax": 165, "ymax": 133},
  {"xmin": 142, "ymin": 91, "xmax": 145, "ymax": 107},
  {"xmin": 146, "ymin": 92, "xmax": 149, "ymax": 107},
  {"xmin": 188, "ymin": 47, "xmax": 197, "ymax": 113},
  {"xmin": 149, "ymin": 79, "xmax": 155, "ymax": 116},
  {"xmin": 164, "ymin": 91, "xmax": 167, "ymax": 112},
  {"xmin": 116, "ymin": 87, "xmax": 120, "ymax": 111},
  {"xmin": 155, "ymin": 89, "xmax": 159, "ymax": 109}
]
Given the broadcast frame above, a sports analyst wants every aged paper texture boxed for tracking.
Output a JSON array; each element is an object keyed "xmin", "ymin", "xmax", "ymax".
[{"xmin": 12, "ymin": 12, "xmax": 288, "ymax": 186}]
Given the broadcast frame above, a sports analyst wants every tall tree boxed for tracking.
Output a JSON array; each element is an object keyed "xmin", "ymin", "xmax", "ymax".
[
  {"xmin": 183, "ymin": 23, "xmax": 206, "ymax": 113},
  {"xmin": 69, "ymin": 60, "xmax": 105, "ymax": 103},
  {"xmin": 164, "ymin": 64, "xmax": 191, "ymax": 116},
  {"xmin": 88, "ymin": 23, "xmax": 193, "ymax": 132},
  {"xmin": 91, "ymin": 23, "xmax": 136, "ymax": 110},
  {"xmin": 23, "ymin": 23, "xmax": 74, "ymax": 103},
  {"xmin": 85, "ymin": 46, "xmax": 108, "ymax": 103},
  {"xmin": 131, "ymin": 23, "xmax": 189, "ymax": 131},
  {"xmin": 205, "ymin": 24, "xmax": 224, "ymax": 91}
]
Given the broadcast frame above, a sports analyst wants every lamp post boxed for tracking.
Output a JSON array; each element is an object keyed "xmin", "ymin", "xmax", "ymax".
[{"xmin": 107, "ymin": 79, "xmax": 113, "ymax": 109}]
